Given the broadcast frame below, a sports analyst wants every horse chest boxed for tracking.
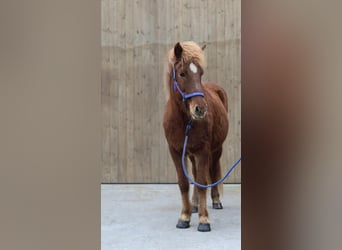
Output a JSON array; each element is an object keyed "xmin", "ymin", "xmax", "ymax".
[{"xmin": 186, "ymin": 127, "xmax": 210, "ymax": 154}]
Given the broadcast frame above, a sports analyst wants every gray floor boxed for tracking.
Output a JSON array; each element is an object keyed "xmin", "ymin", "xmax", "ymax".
[{"xmin": 101, "ymin": 184, "xmax": 241, "ymax": 250}]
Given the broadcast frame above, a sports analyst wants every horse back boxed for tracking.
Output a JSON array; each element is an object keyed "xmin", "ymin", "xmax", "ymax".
[
  {"xmin": 203, "ymin": 82, "xmax": 228, "ymax": 112},
  {"xmin": 203, "ymin": 82, "xmax": 229, "ymax": 149}
]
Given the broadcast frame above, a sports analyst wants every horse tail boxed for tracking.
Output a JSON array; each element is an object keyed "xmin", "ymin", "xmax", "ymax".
[{"xmin": 218, "ymin": 182, "xmax": 224, "ymax": 196}]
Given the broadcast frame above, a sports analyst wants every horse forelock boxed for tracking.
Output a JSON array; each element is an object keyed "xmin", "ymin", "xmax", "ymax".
[{"xmin": 164, "ymin": 41, "xmax": 206, "ymax": 99}]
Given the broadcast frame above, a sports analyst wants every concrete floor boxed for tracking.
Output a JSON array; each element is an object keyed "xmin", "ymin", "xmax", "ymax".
[{"xmin": 101, "ymin": 184, "xmax": 241, "ymax": 250}]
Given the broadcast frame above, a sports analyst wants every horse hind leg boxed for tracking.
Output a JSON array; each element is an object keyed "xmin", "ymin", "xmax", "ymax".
[{"xmin": 210, "ymin": 146, "xmax": 224, "ymax": 209}]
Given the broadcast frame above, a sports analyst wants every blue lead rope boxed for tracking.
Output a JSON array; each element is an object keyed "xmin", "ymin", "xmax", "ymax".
[{"xmin": 181, "ymin": 122, "xmax": 241, "ymax": 189}]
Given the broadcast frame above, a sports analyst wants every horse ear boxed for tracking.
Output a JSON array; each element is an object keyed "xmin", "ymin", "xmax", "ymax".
[
  {"xmin": 174, "ymin": 42, "xmax": 183, "ymax": 60},
  {"xmin": 201, "ymin": 44, "xmax": 206, "ymax": 50}
]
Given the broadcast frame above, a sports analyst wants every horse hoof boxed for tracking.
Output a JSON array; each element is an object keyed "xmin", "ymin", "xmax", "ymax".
[
  {"xmin": 212, "ymin": 202, "xmax": 223, "ymax": 209},
  {"xmin": 198, "ymin": 223, "xmax": 211, "ymax": 232},
  {"xmin": 192, "ymin": 206, "xmax": 198, "ymax": 213},
  {"xmin": 176, "ymin": 220, "xmax": 190, "ymax": 229}
]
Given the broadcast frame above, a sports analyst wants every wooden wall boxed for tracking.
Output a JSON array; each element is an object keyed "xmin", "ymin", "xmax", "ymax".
[{"xmin": 101, "ymin": 0, "xmax": 241, "ymax": 183}]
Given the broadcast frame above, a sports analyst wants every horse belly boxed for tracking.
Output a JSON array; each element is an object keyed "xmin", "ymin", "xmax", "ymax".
[{"xmin": 211, "ymin": 114, "xmax": 228, "ymax": 151}]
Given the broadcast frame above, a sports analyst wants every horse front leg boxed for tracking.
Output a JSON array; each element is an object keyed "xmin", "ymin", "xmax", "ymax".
[
  {"xmin": 189, "ymin": 155, "xmax": 199, "ymax": 213},
  {"xmin": 169, "ymin": 146, "xmax": 192, "ymax": 229},
  {"xmin": 196, "ymin": 152, "xmax": 211, "ymax": 232}
]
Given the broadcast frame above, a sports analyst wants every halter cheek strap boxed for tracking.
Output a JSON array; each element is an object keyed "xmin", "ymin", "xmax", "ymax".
[{"xmin": 173, "ymin": 69, "xmax": 205, "ymax": 105}]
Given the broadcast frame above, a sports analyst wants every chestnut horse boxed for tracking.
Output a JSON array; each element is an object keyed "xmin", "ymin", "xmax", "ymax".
[{"xmin": 163, "ymin": 41, "xmax": 229, "ymax": 232}]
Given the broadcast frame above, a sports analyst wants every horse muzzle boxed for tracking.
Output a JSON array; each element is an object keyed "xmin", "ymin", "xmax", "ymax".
[{"xmin": 190, "ymin": 104, "xmax": 207, "ymax": 120}]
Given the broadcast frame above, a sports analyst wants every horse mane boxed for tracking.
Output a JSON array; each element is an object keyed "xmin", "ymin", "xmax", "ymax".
[{"xmin": 164, "ymin": 41, "xmax": 207, "ymax": 98}]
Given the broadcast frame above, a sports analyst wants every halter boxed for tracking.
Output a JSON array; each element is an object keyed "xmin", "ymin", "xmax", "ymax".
[{"xmin": 173, "ymin": 69, "xmax": 205, "ymax": 106}]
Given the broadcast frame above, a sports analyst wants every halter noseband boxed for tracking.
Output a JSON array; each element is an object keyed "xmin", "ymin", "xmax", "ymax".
[{"xmin": 173, "ymin": 69, "xmax": 205, "ymax": 106}]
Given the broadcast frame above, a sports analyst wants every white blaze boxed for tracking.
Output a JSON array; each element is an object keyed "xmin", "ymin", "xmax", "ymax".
[{"xmin": 189, "ymin": 63, "xmax": 198, "ymax": 73}]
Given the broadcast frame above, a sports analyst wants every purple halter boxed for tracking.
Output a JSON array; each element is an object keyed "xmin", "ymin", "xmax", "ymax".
[{"xmin": 173, "ymin": 69, "xmax": 205, "ymax": 105}]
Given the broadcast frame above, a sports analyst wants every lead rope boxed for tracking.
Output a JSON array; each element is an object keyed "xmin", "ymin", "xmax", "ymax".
[{"xmin": 181, "ymin": 120, "xmax": 241, "ymax": 189}]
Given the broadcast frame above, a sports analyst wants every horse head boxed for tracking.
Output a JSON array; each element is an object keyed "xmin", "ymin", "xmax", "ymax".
[{"xmin": 172, "ymin": 42, "xmax": 207, "ymax": 120}]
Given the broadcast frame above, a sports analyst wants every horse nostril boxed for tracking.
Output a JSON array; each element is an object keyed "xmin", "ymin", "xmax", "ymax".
[{"xmin": 194, "ymin": 106, "xmax": 205, "ymax": 117}]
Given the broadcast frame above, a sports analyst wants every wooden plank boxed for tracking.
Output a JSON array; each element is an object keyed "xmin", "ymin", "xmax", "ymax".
[
  {"xmin": 115, "ymin": 0, "xmax": 128, "ymax": 183},
  {"xmin": 125, "ymin": 0, "xmax": 135, "ymax": 183}
]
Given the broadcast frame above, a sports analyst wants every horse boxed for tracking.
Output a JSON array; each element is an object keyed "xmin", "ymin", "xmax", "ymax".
[{"xmin": 163, "ymin": 41, "xmax": 229, "ymax": 232}]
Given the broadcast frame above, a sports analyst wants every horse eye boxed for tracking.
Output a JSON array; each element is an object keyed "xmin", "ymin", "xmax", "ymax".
[{"xmin": 180, "ymin": 72, "xmax": 186, "ymax": 77}]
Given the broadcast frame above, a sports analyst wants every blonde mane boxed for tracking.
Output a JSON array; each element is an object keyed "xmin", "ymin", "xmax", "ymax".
[{"xmin": 164, "ymin": 41, "xmax": 206, "ymax": 98}]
